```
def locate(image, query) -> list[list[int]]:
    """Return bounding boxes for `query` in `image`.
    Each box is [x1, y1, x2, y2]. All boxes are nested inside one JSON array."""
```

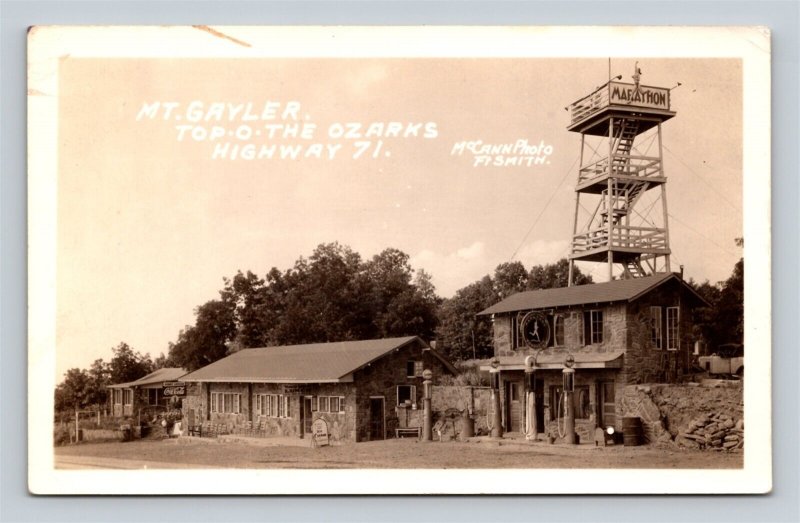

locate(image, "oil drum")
[[622, 416, 643, 446]]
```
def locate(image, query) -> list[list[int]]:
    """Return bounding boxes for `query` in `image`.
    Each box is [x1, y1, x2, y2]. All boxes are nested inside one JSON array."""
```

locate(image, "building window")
[[256, 394, 290, 418], [397, 385, 416, 406], [667, 306, 680, 351], [113, 390, 122, 405], [507, 382, 518, 402], [584, 310, 604, 344], [315, 396, 346, 413], [123, 389, 133, 406], [406, 361, 417, 378], [148, 388, 159, 405], [211, 392, 242, 414], [650, 306, 663, 349], [553, 314, 565, 346], [512, 312, 528, 349]]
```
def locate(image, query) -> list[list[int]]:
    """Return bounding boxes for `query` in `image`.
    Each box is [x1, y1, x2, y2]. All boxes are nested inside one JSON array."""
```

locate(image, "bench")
[[395, 427, 421, 439], [190, 422, 229, 438]]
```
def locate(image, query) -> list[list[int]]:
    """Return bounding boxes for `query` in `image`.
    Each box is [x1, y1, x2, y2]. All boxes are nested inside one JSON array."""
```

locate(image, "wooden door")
[[599, 381, 616, 428], [369, 397, 385, 441], [303, 397, 313, 434], [505, 382, 522, 432], [534, 379, 545, 434]]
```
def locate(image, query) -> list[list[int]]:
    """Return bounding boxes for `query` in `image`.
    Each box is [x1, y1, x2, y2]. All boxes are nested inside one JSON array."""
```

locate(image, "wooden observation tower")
[[566, 65, 676, 286]]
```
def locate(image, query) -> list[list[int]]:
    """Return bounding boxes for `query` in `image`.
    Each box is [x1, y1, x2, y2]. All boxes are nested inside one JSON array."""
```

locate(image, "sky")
[[55, 56, 742, 378]]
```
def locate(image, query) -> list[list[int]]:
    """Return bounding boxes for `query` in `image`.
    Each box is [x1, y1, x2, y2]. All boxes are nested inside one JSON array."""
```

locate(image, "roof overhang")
[[180, 375, 354, 384], [480, 351, 624, 372]]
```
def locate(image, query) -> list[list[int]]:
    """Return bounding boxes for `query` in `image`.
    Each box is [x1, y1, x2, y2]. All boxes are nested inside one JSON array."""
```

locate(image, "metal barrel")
[[622, 416, 643, 446]]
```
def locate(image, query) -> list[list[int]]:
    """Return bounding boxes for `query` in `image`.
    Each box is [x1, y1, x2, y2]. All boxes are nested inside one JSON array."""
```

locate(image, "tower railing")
[[571, 225, 668, 254], [578, 155, 663, 184], [567, 81, 671, 126]]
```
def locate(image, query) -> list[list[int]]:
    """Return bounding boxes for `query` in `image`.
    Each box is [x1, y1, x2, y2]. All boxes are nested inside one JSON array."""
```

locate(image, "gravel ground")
[[55, 437, 743, 470]]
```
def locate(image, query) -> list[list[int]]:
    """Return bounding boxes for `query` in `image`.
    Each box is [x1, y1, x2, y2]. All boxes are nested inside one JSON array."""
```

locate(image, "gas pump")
[[561, 355, 576, 444], [489, 358, 503, 439], [524, 355, 538, 441], [422, 369, 433, 442]]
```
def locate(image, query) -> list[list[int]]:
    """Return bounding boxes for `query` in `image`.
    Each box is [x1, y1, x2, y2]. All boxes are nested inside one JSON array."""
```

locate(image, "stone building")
[[178, 336, 456, 443], [107, 367, 187, 418], [478, 272, 707, 442]]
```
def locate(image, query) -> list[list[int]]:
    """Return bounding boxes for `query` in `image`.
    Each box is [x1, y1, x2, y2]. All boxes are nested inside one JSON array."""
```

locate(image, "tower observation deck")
[[567, 67, 676, 286]]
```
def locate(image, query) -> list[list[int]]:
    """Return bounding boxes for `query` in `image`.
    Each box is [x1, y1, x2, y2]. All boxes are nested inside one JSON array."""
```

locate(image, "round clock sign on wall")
[[520, 311, 551, 349]]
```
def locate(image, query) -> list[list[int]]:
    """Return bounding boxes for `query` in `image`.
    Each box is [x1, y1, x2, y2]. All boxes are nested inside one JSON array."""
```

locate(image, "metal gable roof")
[[179, 336, 425, 383], [477, 272, 701, 316], [107, 367, 187, 389]]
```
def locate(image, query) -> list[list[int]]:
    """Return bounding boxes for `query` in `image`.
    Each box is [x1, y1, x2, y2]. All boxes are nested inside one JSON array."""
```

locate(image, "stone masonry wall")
[[493, 304, 627, 360], [403, 385, 492, 439], [624, 280, 698, 384], [620, 382, 743, 445], [182, 381, 357, 441], [353, 340, 454, 442]]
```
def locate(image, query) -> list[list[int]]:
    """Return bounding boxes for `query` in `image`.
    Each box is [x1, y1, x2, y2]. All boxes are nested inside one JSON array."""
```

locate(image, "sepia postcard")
[[28, 26, 771, 494]]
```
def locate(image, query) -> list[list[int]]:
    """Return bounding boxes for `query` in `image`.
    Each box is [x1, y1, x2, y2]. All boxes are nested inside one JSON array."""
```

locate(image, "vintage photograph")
[[28, 26, 770, 494]]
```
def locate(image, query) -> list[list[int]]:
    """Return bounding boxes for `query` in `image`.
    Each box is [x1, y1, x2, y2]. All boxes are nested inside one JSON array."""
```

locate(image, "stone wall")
[[619, 382, 743, 444], [81, 429, 120, 442], [182, 381, 357, 441], [401, 385, 492, 439], [624, 279, 699, 384], [353, 340, 454, 441], [493, 304, 628, 360]]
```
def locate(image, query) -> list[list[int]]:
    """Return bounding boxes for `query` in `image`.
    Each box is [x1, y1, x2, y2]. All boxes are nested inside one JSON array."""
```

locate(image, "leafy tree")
[[54, 368, 92, 413], [493, 261, 529, 298], [435, 276, 499, 362], [436, 258, 593, 362], [686, 240, 744, 350], [152, 352, 176, 369], [364, 248, 438, 340], [275, 243, 370, 343], [85, 358, 110, 406], [527, 258, 592, 290], [169, 300, 237, 371], [107, 342, 154, 384], [715, 258, 744, 346], [208, 244, 440, 352], [220, 270, 271, 349]]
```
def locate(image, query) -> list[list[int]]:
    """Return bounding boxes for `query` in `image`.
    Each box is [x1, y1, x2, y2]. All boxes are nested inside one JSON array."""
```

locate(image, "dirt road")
[[55, 437, 742, 470]]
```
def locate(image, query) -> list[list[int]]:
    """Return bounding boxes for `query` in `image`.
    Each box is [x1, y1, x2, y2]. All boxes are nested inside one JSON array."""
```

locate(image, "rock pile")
[[675, 412, 744, 451]]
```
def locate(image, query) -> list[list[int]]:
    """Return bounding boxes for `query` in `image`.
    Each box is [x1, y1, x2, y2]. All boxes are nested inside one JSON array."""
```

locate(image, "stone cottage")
[[107, 367, 187, 418], [178, 336, 456, 443], [478, 272, 707, 442]]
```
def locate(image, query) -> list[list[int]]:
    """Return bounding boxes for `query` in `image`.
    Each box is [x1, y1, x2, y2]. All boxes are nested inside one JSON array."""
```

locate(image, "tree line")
[[55, 241, 743, 411]]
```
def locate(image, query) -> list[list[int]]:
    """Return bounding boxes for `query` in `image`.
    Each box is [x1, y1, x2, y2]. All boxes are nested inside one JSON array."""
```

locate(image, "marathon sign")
[[609, 81, 670, 110], [162, 381, 187, 397]]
